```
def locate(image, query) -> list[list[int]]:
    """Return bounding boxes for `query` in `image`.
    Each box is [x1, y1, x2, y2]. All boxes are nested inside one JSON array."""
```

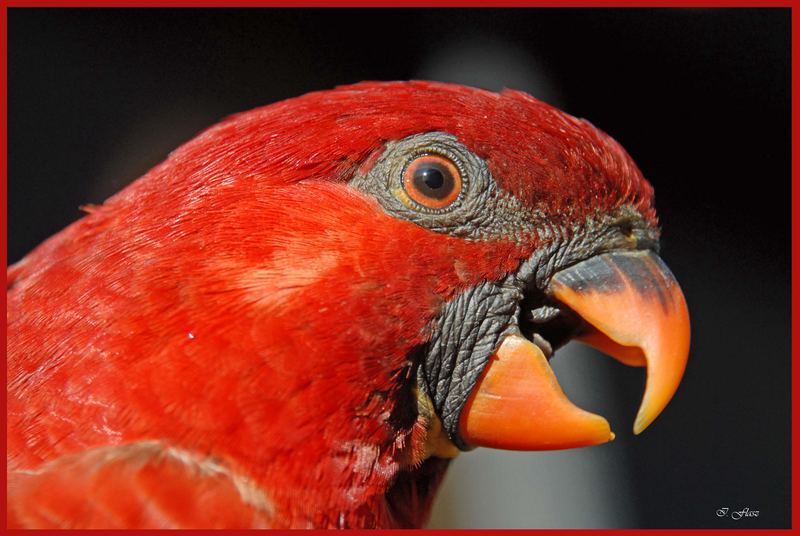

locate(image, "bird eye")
[[402, 155, 462, 210]]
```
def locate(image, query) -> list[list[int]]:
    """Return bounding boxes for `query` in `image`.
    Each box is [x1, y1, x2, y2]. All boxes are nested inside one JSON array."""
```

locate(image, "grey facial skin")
[[419, 280, 524, 450], [348, 132, 538, 242], [350, 131, 659, 447]]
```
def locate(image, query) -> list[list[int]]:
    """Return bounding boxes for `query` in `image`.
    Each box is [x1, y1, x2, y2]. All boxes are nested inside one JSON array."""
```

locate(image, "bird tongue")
[[458, 250, 690, 451]]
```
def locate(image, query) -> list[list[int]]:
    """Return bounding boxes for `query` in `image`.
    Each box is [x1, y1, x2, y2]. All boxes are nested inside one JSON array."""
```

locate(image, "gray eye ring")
[[350, 131, 533, 242]]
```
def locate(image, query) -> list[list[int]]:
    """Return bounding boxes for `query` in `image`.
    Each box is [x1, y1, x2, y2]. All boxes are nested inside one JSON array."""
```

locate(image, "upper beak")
[[458, 250, 690, 451]]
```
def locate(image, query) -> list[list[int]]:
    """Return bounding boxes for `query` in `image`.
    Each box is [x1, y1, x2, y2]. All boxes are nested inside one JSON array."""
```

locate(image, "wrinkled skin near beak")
[[459, 250, 690, 451]]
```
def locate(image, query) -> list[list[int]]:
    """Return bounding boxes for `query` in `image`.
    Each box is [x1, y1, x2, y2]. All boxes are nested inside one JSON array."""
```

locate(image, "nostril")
[[619, 221, 634, 238]]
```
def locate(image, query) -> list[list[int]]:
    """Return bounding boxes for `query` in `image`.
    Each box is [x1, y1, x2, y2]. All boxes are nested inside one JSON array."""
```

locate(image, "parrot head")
[[7, 81, 689, 528]]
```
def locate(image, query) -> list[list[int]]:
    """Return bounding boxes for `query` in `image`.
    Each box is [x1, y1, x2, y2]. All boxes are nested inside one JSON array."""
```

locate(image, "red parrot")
[[6, 81, 690, 528]]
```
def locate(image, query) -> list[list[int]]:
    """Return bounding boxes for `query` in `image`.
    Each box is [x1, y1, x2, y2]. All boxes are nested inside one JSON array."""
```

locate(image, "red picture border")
[[1, 2, 796, 533]]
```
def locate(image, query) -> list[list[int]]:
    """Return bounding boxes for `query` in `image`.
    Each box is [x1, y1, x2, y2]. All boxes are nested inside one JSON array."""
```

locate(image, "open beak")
[[458, 250, 690, 451]]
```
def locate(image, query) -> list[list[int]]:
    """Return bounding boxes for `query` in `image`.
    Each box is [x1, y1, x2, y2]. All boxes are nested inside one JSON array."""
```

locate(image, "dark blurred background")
[[7, 8, 791, 528]]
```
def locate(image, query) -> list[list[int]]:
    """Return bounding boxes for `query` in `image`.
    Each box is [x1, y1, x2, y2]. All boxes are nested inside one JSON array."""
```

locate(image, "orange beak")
[[458, 250, 690, 451]]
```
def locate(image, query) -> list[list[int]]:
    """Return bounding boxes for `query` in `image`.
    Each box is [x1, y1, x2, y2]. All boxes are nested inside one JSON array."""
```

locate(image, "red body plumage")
[[7, 81, 654, 528]]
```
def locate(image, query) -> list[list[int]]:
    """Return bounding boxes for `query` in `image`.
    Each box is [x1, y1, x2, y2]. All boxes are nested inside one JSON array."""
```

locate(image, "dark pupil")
[[413, 164, 452, 200]]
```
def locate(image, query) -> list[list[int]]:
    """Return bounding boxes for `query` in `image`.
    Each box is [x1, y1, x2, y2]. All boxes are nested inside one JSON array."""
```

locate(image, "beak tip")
[[633, 413, 651, 435], [551, 250, 690, 441]]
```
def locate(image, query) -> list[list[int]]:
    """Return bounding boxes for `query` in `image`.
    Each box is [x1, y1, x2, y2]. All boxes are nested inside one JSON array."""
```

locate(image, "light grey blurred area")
[[416, 37, 566, 109], [427, 343, 640, 528]]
